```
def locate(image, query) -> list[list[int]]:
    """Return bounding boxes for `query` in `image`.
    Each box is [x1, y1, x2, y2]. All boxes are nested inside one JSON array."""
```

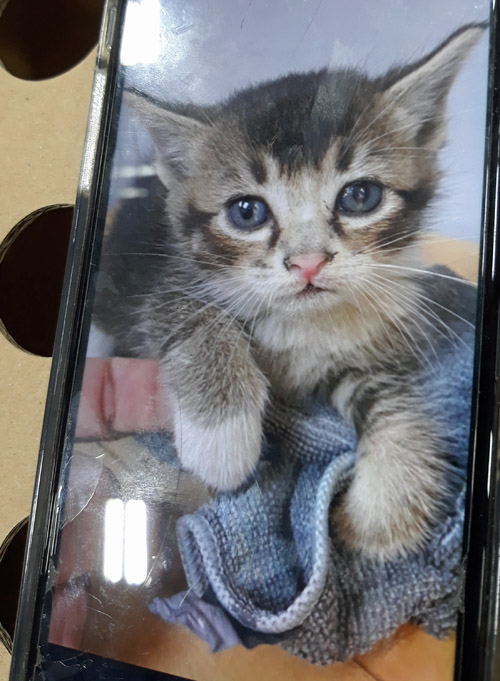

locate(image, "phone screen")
[[11, 1, 497, 680]]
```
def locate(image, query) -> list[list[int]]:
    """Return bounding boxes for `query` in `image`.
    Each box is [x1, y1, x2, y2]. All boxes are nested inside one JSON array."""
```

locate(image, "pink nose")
[[286, 253, 330, 284]]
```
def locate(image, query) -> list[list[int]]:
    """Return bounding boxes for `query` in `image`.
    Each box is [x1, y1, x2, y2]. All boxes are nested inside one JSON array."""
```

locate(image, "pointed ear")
[[380, 23, 486, 147], [123, 90, 210, 187]]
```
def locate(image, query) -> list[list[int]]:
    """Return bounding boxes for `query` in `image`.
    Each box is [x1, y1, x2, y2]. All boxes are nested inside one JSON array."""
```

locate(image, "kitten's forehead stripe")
[[223, 69, 376, 173], [249, 156, 267, 184], [335, 139, 355, 172]]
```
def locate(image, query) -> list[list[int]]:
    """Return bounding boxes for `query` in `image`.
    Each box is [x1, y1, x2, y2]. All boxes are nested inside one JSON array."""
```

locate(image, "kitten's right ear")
[[379, 23, 486, 149], [123, 90, 209, 187]]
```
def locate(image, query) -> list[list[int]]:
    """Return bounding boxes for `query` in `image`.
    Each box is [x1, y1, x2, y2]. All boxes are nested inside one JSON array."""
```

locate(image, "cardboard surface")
[[0, 49, 97, 680]]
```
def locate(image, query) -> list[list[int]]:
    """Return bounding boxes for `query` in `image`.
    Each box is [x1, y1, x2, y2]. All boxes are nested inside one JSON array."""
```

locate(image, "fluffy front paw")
[[332, 442, 445, 560], [173, 409, 263, 491], [333, 491, 432, 561]]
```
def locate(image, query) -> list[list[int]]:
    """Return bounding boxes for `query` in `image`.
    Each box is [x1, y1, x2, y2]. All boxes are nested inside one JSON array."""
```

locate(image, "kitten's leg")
[[332, 379, 447, 559], [160, 316, 268, 491]]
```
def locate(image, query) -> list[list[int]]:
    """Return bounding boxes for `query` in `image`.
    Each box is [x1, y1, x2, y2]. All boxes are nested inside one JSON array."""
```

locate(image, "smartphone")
[[9, 1, 500, 680]]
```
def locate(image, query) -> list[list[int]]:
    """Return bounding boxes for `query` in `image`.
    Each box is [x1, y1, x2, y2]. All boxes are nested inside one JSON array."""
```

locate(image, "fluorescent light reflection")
[[124, 500, 148, 585], [103, 499, 148, 585], [121, 0, 162, 66], [103, 499, 124, 583]]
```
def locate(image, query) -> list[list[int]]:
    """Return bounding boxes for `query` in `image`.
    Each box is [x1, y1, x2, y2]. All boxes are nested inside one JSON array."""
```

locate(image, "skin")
[[75, 357, 172, 439]]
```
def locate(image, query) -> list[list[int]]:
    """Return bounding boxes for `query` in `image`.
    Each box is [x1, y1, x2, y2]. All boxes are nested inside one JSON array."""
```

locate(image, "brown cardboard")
[[0, 48, 97, 680], [0, 647, 9, 681]]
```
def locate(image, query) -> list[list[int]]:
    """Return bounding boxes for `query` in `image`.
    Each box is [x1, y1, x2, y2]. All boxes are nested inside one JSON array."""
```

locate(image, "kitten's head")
[[131, 24, 484, 322]]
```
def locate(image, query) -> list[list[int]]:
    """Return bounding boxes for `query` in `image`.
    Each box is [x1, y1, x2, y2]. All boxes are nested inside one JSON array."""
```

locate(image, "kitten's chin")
[[274, 286, 342, 317]]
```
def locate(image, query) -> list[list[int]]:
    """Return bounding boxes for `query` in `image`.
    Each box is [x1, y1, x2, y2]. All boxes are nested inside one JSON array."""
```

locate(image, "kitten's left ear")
[[381, 23, 486, 147], [123, 90, 210, 187]]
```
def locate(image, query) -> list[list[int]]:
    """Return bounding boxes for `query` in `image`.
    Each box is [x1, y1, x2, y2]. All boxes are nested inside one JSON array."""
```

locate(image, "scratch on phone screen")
[[170, 21, 194, 36], [291, 0, 324, 58]]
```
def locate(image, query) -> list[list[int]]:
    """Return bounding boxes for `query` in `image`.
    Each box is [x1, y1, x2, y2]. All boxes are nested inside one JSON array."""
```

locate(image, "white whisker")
[[370, 263, 476, 285]]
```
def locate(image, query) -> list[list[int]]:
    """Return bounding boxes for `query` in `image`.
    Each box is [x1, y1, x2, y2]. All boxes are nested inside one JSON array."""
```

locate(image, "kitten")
[[95, 24, 484, 559]]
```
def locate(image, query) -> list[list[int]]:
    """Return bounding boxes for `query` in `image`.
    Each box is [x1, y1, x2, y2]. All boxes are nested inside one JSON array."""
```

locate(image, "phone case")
[[9, 1, 500, 680]]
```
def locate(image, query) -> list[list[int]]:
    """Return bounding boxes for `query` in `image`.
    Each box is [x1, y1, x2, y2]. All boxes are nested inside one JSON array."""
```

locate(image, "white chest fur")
[[253, 306, 377, 395]]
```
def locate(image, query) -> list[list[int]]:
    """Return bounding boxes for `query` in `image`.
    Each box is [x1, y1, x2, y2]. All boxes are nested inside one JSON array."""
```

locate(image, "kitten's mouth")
[[297, 284, 329, 297]]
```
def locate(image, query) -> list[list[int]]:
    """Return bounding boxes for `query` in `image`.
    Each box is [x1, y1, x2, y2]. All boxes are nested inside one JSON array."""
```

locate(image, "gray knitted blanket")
[[149, 276, 475, 665]]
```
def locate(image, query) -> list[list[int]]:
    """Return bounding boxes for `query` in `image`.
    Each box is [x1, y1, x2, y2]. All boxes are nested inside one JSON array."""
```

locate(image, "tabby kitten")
[[105, 24, 484, 559]]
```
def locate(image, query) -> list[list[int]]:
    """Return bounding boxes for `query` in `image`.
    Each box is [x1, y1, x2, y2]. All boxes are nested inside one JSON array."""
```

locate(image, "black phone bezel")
[[454, 5, 500, 680]]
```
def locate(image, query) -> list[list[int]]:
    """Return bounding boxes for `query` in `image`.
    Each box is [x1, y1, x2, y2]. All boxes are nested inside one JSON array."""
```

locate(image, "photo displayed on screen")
[[47, 1, 491, 679]]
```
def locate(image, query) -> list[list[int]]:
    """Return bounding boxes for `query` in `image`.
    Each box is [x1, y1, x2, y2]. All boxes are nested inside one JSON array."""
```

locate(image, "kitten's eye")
[[337, 181, 382, 214], [227, 197, 270, 230]]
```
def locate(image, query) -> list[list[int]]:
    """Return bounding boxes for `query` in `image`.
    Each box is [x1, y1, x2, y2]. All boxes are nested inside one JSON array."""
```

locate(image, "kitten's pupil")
[[337, 181, 382, 214], [228, 197, 269, 230], [240, 200, 255, 220]]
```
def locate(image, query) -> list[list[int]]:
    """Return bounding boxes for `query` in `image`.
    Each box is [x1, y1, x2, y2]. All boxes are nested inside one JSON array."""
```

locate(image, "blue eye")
[[227, 197, 269, 230], [337, 181, 383, 214]]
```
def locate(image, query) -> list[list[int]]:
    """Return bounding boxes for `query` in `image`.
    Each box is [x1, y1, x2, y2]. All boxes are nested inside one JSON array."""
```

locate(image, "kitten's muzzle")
[[284, 251, 336, 286]]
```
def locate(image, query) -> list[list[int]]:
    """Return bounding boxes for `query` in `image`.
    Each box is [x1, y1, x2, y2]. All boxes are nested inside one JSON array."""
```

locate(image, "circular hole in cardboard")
[[0, 0, 104, 80], [0, 205, 73, 357], [0, 517, 28, 652]]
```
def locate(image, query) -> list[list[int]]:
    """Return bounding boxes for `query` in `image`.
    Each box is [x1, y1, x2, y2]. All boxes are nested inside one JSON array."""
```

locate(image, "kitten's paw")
[[333, 494, 431, 561], [332, 446, 445, 560], [173, 409, 263, 491]]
